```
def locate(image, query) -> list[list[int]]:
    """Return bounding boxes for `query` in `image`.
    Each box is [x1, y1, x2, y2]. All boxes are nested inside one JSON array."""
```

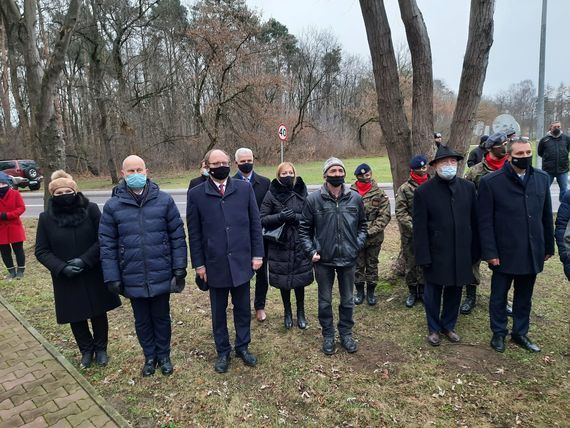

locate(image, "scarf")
[[355, 180, 373, 196], [485, 153, 506, 171], [410, 171, 428, 185]]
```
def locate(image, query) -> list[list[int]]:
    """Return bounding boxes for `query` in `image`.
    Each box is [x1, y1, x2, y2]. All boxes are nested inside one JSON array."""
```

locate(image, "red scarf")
[[355, 180, 373, 196], [410, 171, 428, 185], [484, 152, 506, 171]]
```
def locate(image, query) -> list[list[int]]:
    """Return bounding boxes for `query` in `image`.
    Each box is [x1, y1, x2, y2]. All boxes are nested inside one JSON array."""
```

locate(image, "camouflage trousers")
[[402, 236, 424, 287], [355, 243, 382, 284]]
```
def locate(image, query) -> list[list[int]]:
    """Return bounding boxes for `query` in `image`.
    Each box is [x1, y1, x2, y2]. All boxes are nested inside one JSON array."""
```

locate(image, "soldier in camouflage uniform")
[[350, 164, 391, 305], [462, 132, 508, 314], [395, 155, 429, 308]]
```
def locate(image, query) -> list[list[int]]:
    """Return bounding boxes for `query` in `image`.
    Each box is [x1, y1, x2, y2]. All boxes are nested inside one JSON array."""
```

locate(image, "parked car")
[[0, 159, 43, 191]]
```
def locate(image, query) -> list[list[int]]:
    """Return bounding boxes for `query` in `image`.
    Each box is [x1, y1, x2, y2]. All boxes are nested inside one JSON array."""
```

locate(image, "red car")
[[0, 159, 43, 191]]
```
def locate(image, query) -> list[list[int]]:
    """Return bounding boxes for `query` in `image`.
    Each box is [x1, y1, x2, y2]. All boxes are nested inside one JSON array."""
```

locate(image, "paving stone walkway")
[[0, 296, 129, 427]]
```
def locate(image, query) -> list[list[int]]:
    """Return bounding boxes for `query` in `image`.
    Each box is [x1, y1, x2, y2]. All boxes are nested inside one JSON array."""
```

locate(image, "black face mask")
[[237, 162, 253, 174], [511, 156, 532, 170], [209, 166, 230, 181], [0, 186, 9, 197], [279, 176, 294, 189], [552, 128, 561, 137], [490, 145, 507, 159], [357, 177, 371, 183], [52, 193, 77, 207], [326, 175, 345, 187]]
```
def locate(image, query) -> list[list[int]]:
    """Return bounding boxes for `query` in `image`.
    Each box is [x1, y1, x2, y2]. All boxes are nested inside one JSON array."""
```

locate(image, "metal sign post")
[[277, 124, 288, 163]]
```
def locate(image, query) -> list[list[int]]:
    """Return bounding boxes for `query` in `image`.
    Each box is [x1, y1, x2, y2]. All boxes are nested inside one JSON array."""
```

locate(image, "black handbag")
[[195, 274, 209, 291], [262, 223, 286, 243]]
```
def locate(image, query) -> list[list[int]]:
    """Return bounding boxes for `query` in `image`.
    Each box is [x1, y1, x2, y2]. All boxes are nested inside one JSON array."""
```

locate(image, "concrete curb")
[[0, 294, 131, 428]]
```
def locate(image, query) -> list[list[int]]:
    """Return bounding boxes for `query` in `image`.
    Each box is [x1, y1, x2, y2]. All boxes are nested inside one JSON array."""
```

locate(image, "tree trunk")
[[359, 0, 412, 190], [0, 24, 12, 134], [398, 0, 434, 157], [448, 0, 495, 166]]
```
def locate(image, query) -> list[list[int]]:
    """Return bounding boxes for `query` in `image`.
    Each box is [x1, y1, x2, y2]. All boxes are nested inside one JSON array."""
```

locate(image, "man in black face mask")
[[298, 157, 367, 355], [478, 138, 554, 354], [233, 148, 271, 323], [187, 149, 264, 373], [538, 121, 570, 201]]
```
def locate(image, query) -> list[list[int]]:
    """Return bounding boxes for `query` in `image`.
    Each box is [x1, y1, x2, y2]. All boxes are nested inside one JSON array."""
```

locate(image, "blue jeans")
[[548, 172, 568, 201]]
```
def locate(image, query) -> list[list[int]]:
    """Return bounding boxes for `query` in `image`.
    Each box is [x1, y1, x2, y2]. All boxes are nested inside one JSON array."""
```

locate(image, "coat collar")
[[233, 170, 259, 185], [115, 180, 160, 206], [319, 182, 351, 201], [205, 176, 237, 198], [504, 161, 534, 187]]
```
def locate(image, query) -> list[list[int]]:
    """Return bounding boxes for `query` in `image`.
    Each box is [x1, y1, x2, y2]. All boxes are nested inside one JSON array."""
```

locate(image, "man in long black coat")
[[187, 149, 264, 373], [413, 146, 479, 346], [478, 138, 554, 353], [232, 147, 271, 322]]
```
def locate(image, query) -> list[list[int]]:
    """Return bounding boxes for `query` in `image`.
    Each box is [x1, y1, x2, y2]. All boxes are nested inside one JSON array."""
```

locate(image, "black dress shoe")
[[297, 310, 307, 329], [322, 337, 335, 355], [158, 356, 173, 375], [340, 335, 358, 353], [511, 335, 541, 353], [142, 358, 157, 377], [506, 303, 513, 317], [490, 334, 506, 353], [284, 310, 293, 329], [95, 350, 108, 367], [80, 352, 93, 369], [442, 330, 461, 343], [235, 349, 257, 367], [214, 354, 230, 373]]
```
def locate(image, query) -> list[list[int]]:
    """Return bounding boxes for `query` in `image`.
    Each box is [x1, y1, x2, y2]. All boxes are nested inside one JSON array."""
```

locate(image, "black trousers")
[[423, 282, 463, 333], [209, 282, 251, 356], [0, 242, 25, 269], [280, 288, 305, 310], [254, 247, 269, 310], [69, 314, 109, 355], [489, 272, 536, 337], [130, 293, 171, 360]]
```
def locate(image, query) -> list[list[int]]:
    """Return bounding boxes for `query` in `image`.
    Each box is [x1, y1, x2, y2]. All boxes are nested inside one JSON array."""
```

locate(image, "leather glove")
[[170, 276, 186, 293], [283, 208, 296, 223], [173, 268, 187, 279], [62, 265, 83, 278], [106, 281, 124, 295], [66, 258, 86, 269], [0, 213, 7, 221]]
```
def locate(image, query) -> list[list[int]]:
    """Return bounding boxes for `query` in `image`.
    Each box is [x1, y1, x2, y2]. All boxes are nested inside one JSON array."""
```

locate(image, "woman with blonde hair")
[[260, 162, 313, 329]]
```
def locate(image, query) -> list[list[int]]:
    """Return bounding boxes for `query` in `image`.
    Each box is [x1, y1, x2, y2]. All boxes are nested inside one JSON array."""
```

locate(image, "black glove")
[[0, 213, 7, 221], [66, 258, 86, 270], [62, 265, 83, 278], [170, 276, 186, 293], [173, 268, 187, 279], [280, 208, 296, 223], [106, 281, 124, 295]]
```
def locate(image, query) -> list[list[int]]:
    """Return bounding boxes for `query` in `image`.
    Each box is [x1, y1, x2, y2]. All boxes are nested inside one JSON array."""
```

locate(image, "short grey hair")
[[235, 147, 253, 162]]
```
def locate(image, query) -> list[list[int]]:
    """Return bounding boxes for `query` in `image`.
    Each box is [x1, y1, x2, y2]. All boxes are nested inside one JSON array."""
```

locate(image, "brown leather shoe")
[[256, 309, 267, 322], [427, 332, 441, 346], [442, 330, 461, 343]]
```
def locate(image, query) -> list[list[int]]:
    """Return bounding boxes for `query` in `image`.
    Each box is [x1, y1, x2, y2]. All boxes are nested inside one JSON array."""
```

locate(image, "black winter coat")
[[259, 178, 314, 290], [478, 163, 554, 275], [555, 191, 570, 265], [35, 194, 121, 324], [467, 146, 485, 167], [299, 184, 367, 267], [413, 175, 479, 286], [233, 171, 270, 208], [537, 132, 570, 174]]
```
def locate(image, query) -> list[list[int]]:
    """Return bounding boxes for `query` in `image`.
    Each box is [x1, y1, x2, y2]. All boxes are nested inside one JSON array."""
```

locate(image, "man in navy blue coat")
[[233, 147, 271, 322], [99, 155, 187, 377], [187, 149, 264, 373], [478, 138, 554, 353]]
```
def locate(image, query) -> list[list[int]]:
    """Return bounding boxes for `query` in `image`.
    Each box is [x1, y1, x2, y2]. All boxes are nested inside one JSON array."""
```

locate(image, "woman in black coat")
[[35, 171, 121, 369], [259, 162, 314, 330]]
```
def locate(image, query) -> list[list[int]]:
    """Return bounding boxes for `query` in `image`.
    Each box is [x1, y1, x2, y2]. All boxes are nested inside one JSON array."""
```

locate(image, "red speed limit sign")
[[278, 124, 288, 141]]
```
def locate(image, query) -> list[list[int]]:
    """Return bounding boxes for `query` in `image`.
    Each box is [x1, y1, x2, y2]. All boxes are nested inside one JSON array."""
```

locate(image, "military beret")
[[354, 163, 371, 176], [483, 132, 507, 150], [410, 155, 428, 170]]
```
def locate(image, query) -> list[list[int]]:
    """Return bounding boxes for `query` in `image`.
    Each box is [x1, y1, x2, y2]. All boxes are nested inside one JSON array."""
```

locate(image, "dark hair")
[[507, 138, 530, 154]]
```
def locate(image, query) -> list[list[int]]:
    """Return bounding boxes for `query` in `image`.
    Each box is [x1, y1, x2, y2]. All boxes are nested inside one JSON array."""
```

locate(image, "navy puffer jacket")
[[99, 180, 187, 298]]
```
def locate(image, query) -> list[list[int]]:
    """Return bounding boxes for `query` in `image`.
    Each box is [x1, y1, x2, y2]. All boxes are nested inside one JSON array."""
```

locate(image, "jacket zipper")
[[139, 207, 150, 297]]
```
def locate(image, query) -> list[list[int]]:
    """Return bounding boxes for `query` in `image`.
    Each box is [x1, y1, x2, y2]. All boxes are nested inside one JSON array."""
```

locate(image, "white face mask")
[[437, 165, 457, 181]]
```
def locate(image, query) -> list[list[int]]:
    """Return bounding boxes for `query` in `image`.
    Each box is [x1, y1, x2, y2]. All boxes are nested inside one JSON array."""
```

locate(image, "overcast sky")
[[246, 0, 567, 97]]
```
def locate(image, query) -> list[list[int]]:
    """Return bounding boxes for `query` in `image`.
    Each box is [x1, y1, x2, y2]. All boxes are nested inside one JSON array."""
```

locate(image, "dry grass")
[[1, 219, 569, 427]]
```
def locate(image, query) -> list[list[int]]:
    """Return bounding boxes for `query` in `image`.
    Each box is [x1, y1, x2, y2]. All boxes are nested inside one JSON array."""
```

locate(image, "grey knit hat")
[[323, 157, 345, 175]]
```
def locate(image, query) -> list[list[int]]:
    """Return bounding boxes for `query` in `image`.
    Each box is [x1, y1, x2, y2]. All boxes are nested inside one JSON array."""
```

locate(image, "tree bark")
[[448, 0, 495, 165], [359, 0, 412, 190], [398, 0, 434, 157]]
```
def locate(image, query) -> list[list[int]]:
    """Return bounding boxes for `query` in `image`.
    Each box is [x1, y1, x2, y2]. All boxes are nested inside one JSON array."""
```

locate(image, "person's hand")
[[61, 265, 82, 278], [0, 212, 7, 221], [312, 252, 320, 263], [196, 266, 207, 282], [252, 259, 263, 271], [106, 281, 123, 295], [66, 258, 86, 269], [486, 258, 500, 266], [544, 254, 553, 261]]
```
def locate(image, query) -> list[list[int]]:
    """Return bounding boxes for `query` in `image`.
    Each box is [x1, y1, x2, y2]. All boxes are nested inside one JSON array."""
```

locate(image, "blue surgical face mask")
[[126, 173, 147, 189], [437, 165, 457, 181], [201, 169, 209, 177]]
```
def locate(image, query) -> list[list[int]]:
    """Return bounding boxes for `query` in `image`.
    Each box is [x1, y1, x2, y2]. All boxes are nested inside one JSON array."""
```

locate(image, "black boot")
[[460, 284, 477, 315], [405, 285, 418, 308], [6, 267, 16, 280], [15, 266, 25, 280], [417, 284, 424, 302], [296, 305, 307, 330], [284, 304, 293, 329], [366, 282, 377, 306], [354, 282, 365, 305]]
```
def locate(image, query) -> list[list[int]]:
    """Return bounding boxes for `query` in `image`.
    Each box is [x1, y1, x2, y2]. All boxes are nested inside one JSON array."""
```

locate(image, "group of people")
[[2, 123, 567, 375]]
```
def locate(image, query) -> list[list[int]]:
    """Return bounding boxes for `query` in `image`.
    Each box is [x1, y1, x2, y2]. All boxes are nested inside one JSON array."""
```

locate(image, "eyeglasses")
[[208, 162, 229, 168]]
